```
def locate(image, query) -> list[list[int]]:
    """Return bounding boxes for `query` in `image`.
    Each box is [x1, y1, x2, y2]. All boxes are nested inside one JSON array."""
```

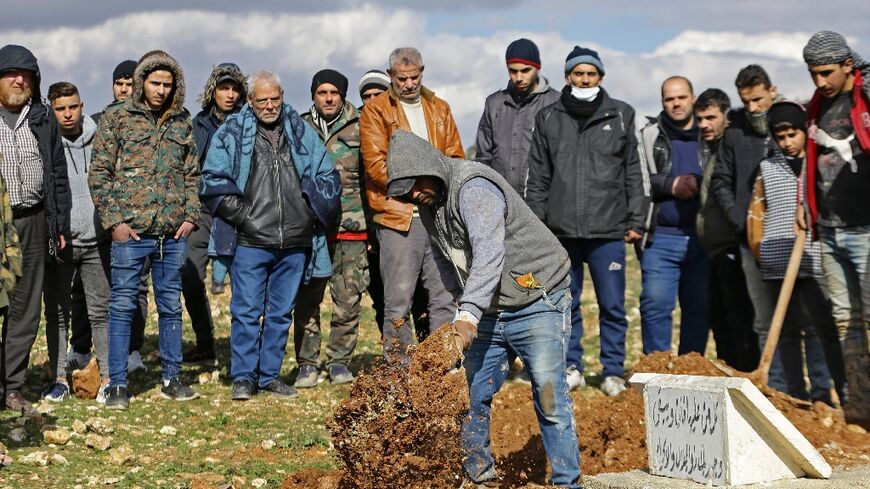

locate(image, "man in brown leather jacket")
[[360, 47, 463, 363]]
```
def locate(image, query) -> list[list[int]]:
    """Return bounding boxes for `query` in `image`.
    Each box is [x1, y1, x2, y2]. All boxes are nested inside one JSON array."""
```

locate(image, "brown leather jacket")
[[360, 85, 464, 231]]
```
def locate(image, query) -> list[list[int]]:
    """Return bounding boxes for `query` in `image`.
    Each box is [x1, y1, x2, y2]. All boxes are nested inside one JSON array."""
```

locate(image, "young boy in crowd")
[[753, 101, 845, 404]]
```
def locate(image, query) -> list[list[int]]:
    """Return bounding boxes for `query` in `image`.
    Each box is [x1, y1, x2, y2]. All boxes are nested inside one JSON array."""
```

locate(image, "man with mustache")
[[0, 44, 70, 413], [360, 47, 463, 364]]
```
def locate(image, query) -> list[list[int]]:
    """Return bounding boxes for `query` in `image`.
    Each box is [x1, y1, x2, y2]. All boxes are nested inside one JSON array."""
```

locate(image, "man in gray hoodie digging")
[[385, 130, 581, 488], [44, 81, 111, 402]]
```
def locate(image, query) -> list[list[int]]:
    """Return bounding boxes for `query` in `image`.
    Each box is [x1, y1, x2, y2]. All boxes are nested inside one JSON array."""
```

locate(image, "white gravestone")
[[629, 373, 831, 487]]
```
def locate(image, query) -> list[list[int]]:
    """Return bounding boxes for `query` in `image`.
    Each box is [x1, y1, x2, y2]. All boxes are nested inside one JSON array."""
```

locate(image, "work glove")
[[453, 320, 478, 352]]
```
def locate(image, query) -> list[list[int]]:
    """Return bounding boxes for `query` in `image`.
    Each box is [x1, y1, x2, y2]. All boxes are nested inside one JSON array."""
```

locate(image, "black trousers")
[[180, 211, 215, 350], [1, 208, 46, 394], [708, 247, 759, 372]]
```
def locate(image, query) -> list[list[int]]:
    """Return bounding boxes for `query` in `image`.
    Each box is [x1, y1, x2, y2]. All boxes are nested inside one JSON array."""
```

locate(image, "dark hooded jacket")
[[386, 130, 569, 314], [475, 77, 560, 196], [0, 44, 70, 256], [193, 63, 246, 164], [89, 50, 200, 235]]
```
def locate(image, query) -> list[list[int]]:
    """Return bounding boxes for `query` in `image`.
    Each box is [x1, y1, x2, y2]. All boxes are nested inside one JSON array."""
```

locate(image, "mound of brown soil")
[[327, 324, 468, 489]]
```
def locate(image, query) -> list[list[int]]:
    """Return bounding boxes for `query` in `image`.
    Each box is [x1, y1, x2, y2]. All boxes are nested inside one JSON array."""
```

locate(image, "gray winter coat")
[[62, 114, 104, 247], [525, 89, 648, 239], [475, 78, 559, 196]]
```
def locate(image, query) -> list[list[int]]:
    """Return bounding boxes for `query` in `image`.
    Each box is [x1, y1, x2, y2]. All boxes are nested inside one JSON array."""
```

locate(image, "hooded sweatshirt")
[[62, 114, 103, 246], [386, 130, 569, 318]]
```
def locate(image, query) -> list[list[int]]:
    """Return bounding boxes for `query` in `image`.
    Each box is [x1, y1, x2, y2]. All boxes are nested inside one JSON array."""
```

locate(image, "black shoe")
[[231, 380, 254, 401], [160, 378, 201, 402], [105, 385, 130, 410], [261, 379, 298, 398], [211, 282, 225, 294], [182, 345, 218, 367]]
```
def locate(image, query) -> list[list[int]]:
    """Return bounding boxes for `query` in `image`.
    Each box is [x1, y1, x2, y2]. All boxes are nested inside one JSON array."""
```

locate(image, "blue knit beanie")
[[565, 46, 604, 75], [506, 38, 541, 69]]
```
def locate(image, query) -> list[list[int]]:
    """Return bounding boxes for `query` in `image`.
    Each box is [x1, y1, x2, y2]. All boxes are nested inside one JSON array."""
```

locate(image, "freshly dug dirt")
[[326, 323, 468, 489], [287, 350, 868, 488], [71, 357, 101, 399]]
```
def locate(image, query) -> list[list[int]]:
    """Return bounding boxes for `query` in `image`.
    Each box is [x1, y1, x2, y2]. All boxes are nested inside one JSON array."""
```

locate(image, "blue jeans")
[[818, 224, 870, 414], [640, 233, 710, 355], [462, 288, 581, 488], [230, 245, 306, 387], [561, 238, 628, 378], [108, 236, 187, 387]]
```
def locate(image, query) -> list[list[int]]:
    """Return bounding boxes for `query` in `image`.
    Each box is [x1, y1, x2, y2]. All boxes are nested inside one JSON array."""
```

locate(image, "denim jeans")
[[462, 288, 581, 488], [818, 224, 870, 417], [230, 245, 306, 387], [108, 236, 187, 387], [640, 233, 710, 355], [561, 238, 628, 378]]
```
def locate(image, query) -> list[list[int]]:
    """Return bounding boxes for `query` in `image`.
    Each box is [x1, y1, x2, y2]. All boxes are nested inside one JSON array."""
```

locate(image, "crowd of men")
[[0, 28, 867, 488]]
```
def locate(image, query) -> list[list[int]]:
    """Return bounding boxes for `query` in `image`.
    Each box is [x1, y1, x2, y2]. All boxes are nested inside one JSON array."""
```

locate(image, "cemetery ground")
[[0, 250, 868, 488]]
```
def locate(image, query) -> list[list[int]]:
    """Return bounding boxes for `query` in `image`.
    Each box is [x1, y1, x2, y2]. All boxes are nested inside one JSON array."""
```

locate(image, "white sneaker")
[[600, 376, 626, 397], [127, 351, 147, 373], [66, 351, 92, 372], [96, 384, 110, 404], [565, 366, 586, 391]]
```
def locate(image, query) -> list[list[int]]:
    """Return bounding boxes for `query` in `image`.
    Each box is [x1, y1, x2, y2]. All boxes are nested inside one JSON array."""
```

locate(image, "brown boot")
[[5, 391, 34, 414]]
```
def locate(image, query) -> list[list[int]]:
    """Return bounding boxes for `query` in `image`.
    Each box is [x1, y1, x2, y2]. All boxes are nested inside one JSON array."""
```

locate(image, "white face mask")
[[571, 85, 600, 102]]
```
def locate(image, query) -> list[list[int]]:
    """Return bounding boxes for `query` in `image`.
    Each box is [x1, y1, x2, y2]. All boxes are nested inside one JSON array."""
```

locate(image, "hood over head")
[[131, 50, 185, 115], [386, 130, 451, 199], [0, 44, 42, 101], [198, 62, 246, 110]]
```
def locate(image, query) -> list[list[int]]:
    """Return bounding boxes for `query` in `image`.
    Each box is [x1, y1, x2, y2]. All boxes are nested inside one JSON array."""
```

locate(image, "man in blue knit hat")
[[475, 38, 559, 197], [526, 45, 648, 396]]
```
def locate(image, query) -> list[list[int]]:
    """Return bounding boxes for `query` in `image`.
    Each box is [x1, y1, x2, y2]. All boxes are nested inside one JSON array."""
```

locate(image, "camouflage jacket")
[[0, 169, 22, 309], [303, 101, 366, 234], [89, 50, 200, 235]]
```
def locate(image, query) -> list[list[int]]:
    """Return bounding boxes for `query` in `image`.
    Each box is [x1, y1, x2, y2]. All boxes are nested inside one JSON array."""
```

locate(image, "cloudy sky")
[[2, 0, 866, 145]]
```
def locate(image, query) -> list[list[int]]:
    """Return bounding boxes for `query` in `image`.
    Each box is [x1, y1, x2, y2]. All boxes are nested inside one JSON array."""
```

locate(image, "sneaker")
[[66, 350, 92, 372], [5, 391, 34, 414], [600, 375, 627, 397], [211, 281, 226, 295], [127, 351, 147, 373], [294, 364, 319, 388], [182, 345, 218, 367], [41, 382, 70, 402], [105, 385, 130, 410], [565, 366, 586, 391], [96, 384, 111, 404], [231, 380, 254, 401], [261, 379, 298, 398], [328, 364, 355, 385], [160, 378, 201, 402]]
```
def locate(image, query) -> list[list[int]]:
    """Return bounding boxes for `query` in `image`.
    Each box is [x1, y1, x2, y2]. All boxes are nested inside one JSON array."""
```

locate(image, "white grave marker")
[[629, 373, 831, 487]]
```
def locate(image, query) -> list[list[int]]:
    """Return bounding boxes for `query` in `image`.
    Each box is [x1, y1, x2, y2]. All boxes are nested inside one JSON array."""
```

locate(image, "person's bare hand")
[[453, 320, 477, 352], [58, 234, 67, 250], [795, 205, 807, 234], [624, 229, 643, 243], [111, 223, 140, 242], [175, 221, 196, 239]]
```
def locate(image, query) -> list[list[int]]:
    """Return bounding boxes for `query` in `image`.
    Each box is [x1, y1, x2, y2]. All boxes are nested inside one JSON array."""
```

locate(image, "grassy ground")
[[0, 246, 673, 488]]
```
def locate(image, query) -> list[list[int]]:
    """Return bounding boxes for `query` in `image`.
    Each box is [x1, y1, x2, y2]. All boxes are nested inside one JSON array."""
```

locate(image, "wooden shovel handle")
[[757, 228, 807, 384]]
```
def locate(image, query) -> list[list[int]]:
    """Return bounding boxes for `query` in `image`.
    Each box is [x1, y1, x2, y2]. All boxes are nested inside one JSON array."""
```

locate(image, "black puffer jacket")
[[217, 125, 314, 249], [0, 44, 70, 256], [525, 88, 647, 239]]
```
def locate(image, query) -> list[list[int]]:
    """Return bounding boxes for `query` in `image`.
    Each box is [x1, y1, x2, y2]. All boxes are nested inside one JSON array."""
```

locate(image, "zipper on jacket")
[[274, 148, 283, 247]]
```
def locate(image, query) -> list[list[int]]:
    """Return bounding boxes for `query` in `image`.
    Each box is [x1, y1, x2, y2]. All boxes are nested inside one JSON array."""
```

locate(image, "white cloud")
[[0, 8, 822, 146]]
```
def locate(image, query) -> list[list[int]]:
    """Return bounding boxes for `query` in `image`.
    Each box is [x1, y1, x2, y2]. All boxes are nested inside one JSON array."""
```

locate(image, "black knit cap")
[[112, 60, 137, 82], [505, 38, 541, 69], [310, 69, 348, 100], [768, 101, 807, 133]]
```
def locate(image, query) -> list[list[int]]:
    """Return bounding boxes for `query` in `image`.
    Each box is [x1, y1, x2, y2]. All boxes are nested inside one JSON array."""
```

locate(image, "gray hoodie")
[[386, 130, 570, 317], [62, 114, 103, 246]]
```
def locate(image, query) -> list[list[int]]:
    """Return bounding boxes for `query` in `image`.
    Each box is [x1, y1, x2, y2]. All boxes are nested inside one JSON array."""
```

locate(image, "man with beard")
[[0, 44, 70, 413], [637, 76, 709, 355], [181, 62, 246, 367]]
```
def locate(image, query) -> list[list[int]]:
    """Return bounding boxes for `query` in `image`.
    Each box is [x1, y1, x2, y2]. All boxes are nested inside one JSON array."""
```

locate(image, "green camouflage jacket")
[[303, 101, 366, 234], [89, 50, 200, 235], [0, 169, 22, 309]]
